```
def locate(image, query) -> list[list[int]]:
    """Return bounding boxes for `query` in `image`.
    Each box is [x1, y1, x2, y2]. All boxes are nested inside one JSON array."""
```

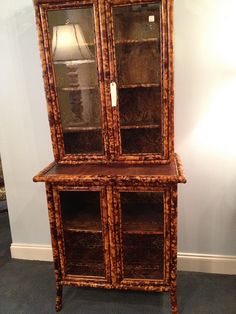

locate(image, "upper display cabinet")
[[34, 0, 174, 164]]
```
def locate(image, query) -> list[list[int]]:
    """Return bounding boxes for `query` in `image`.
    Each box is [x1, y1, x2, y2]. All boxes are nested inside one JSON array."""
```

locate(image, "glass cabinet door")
[[57, 189, 109, 280], [108, 2, 167, 160], [47, 6, 105, 156], [116, 190, 169, 282]]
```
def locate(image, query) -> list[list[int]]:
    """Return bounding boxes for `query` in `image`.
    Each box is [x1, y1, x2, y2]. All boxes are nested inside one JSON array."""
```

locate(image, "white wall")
[[0, 0, 53, 245], [0, 0, 235, 262], [175, 0, 236, 256]]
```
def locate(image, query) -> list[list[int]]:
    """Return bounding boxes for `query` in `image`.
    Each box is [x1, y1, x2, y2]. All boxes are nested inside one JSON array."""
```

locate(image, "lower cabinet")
[[34, 157, 186, 313], [49, 184, 176, 299]]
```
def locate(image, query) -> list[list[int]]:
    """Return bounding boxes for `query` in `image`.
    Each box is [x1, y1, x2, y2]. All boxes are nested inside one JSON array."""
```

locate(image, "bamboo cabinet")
[[33, 0, 186, 313]]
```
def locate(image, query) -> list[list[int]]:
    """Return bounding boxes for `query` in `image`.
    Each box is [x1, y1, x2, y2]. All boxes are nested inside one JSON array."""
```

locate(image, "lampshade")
[[52, 24, 94, 64]]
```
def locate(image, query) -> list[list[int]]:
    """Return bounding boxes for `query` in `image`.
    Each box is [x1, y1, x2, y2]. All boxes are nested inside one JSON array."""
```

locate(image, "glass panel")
[[120, 192, 164, 279], [113, 4, 162, 154], [60, 191, 105, 277], [47, 8, 103, 155]]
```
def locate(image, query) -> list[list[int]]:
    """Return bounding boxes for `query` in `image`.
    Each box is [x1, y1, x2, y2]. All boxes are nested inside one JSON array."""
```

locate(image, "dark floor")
[[0, 200, 7, 212], [0, 202, 236, 314], [0, 201, 11, 267]]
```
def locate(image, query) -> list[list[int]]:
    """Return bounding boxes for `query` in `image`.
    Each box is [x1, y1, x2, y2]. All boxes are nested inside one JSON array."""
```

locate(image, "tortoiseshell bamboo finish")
[[33, 0, 175, 164], [34, 155, 186, 313], [33, 1, 185, 313], [45, 183, 63, 311]]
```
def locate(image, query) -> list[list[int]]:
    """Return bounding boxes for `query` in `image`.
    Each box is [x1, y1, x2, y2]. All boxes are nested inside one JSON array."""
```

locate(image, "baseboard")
[[10, 244, 236, 275], [177, 252, 236, 275], [10, 243, 53, 262]]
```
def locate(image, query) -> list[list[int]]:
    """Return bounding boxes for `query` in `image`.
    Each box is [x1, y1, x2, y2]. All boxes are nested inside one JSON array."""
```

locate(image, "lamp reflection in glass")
[[52, 23, 95, 126]]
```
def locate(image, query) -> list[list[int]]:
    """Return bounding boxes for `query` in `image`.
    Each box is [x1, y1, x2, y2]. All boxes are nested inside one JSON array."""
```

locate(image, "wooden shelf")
[[123, 230, 164, 235], [119, 83, 160, 89], [61, 86, 97, 92], [66, 261, 105, 277], [64, 220, 164, 234], [65, 227, 102, 233], [63, 210, 102, 233], [63, 126, 101, 133], [123, 264, 163, 279], [122, 199, 164, 233], [54, 59, 95, 66], [120, 124, 160, 130], [61, 84, 160, 91], [115, 38, 158, 45], [123, 219, 163, 234], [64, 221, 101, 233]]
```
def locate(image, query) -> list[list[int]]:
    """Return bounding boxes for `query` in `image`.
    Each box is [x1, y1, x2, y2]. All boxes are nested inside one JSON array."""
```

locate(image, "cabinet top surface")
[[33, 154, 186, 184], [34, 0, 172, 4]]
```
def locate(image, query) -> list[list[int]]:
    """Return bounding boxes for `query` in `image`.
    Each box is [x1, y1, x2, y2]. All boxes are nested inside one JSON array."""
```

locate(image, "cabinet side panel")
[[34, 4, 60, 161], [164, 188, 171, 285], [167, 0, 174, 158], [170, 184, 178, 312]]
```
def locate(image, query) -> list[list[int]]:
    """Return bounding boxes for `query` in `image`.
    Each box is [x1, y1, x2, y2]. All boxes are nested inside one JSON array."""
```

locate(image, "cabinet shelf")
[[123, 221, 163, 234], [123, 230, 164, 235], [64, 227, 102, 234], [61, 86, 97, 92], [115, 38, 158, 45], [54, 60, 95, 66], [63, 215, 101, 233], [123, 264, 163, 280], [66, 261, 105, 277], [120, 124, 160, 130], [63, 125, 160, 133], [63, 126, 101, 133], [76, 38, 159, 47], [119, 83, 160, 89], [62, 84, 160, 91]]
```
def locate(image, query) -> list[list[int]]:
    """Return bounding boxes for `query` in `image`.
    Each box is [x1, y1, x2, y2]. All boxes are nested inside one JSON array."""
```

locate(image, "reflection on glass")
[[52, 24, 94, 64], [47, 8, 103, 154], [113, 4, 162, 155]]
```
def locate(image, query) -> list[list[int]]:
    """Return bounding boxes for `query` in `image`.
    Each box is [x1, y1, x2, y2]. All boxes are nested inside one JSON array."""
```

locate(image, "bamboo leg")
[[170, 285, 178, 314], [46, 184, 63, 312], [55, 283, 63, 312]]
